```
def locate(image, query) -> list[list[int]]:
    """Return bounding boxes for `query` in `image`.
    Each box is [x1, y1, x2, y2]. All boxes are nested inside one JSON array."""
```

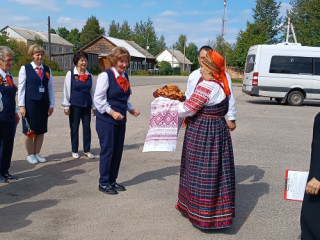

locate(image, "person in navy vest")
[[62, 51, 96, 159], [18, 44, 55, 164], [0, 46, 20, 183], [94, 47, 140, 195]]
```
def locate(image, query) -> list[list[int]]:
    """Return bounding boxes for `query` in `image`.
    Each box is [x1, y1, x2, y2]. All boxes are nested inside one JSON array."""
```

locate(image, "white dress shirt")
[[61, 67, 95, 109], [185, 68, 237, 121], [18, 62, 55, 108], [94, 67, 133, 114]]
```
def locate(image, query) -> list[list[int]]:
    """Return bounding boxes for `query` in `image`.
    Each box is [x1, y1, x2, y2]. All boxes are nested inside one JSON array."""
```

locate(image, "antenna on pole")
[[221, 0, 227, 36], [286, 1, 298, 43]]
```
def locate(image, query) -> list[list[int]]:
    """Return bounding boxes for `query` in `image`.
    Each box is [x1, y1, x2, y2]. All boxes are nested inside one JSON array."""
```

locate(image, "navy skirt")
[[22, 98, 49, 134]]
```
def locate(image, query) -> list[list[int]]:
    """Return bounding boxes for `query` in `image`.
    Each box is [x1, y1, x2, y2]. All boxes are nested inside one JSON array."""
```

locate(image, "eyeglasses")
[[1, 58, 14, 63]]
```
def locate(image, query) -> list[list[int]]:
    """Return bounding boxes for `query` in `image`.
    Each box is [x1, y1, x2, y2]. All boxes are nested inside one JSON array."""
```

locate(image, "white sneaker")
[[85, 152, 95, 159], [72, 152, 80, 159], [35, 154, 46, 163], [27, 154, 38, 164]]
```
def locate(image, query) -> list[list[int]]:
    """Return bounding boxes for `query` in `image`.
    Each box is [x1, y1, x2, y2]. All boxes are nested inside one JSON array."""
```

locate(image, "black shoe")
[[111, 182, 126, 191], [5, 174, 19, 181], [0, 175, 8, 183], [99, 185, 118, 195]]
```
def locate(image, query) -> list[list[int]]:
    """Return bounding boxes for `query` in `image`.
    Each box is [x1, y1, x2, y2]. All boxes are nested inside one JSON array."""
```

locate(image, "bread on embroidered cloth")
[[143, 85, 185, 152], [153, 84, 186, 101]]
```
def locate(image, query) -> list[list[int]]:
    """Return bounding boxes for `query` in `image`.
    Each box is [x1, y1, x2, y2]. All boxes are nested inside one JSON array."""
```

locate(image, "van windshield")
[[245, 54, 255, 73]]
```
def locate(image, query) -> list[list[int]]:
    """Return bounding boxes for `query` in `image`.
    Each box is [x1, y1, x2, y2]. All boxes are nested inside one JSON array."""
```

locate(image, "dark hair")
[[198, 45, 213, 56], [73, 51, 88, 65]]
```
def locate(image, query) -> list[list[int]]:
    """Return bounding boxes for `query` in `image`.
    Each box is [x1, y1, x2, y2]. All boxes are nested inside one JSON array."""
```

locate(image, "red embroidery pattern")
[[184, 82, 214, 115]]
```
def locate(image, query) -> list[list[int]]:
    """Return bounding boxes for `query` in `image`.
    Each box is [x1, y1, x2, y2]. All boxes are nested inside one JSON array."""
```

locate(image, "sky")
[[0, 0, 293, 48]]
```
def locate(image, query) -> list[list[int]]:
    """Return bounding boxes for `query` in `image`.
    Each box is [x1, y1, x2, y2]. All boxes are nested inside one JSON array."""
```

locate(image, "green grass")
[[232, 78, 242, 84]]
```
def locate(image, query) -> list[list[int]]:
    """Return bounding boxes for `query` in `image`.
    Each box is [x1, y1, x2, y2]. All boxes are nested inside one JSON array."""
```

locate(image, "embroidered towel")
[[143, 97, 180, 152]]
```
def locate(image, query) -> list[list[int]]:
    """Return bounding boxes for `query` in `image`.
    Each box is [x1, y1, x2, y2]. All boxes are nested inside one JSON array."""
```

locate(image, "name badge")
[[39, 86, 45, 93]]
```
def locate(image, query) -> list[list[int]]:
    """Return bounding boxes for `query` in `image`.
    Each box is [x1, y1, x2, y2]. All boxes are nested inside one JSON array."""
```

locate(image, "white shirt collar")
[[73, 66, 89, 75], [111, 67, 124, 78], [31, 62, 43, 69]]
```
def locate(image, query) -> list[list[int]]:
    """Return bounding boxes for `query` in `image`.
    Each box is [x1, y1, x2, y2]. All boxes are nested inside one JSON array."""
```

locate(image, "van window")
[[270, 56, 313, 75], [245, 54, 255, 73], [315, 58, 320, 75]]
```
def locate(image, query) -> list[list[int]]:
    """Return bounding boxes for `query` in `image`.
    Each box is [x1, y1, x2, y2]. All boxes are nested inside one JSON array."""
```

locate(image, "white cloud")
[[7, 0, 61, 11], [159, 11, 180, 17], [54, 16, 86, 30], [65, 0, 102, 8]]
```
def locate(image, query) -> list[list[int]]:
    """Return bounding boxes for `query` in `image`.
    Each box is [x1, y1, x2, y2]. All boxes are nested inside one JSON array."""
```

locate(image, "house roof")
[[80, 35, 155, 59], [1, 26, 73, 46], [105, 36, 146, 58], [125, 40, 155, 59], [166, 48, 192, 64]]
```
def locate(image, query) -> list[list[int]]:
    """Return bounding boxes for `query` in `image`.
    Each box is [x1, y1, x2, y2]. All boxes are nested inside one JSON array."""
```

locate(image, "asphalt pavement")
[[1, 75, 318, 240]]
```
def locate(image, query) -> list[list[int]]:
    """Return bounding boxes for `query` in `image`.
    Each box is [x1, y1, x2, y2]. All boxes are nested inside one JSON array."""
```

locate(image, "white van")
[[242, 43, 320, 105]]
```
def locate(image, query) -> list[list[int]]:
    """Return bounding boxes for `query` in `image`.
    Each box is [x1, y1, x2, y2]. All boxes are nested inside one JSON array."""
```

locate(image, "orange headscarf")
[[201, 50, 231, 96]]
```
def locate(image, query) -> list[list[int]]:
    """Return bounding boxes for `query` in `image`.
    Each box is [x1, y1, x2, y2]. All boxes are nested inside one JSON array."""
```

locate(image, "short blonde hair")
[[28, 44, 45, 58], [107, 47, 130, 66]]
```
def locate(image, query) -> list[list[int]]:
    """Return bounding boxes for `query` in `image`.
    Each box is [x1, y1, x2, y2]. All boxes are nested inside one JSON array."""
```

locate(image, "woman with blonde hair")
[[94, 47, 140, 195], [18, 44, 55, 164], [176, 50, 235, 229]]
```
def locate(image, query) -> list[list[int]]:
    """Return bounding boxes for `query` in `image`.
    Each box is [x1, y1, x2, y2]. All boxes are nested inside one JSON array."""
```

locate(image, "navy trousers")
[[0, 121, 16, 176], [96, 117, 126, 186], [69, 105, 91, 153]]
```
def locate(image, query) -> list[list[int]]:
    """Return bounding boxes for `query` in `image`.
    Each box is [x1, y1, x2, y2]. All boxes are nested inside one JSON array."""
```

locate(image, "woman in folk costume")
[[300, 113, 320, 239], [94, 47, 140, 195], [176, 50, 235, 229], [18, 44, 55, 164], [0, 46, 20, 183]]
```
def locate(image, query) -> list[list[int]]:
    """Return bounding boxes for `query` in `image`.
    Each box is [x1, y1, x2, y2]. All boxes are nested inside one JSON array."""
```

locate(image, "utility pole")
[[221, 0, 227, 36], [48, 16, 51, 61], [183, 36, 186, 72]]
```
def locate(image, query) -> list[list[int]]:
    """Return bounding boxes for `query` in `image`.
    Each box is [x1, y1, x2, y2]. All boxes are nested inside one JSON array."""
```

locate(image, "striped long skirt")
[[176, 100, 235, 229]]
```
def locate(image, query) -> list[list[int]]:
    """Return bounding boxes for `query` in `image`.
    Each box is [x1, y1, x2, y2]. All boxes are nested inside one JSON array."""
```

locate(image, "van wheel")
[[287, 91, 304, 106], [275, 98, 282, 103]]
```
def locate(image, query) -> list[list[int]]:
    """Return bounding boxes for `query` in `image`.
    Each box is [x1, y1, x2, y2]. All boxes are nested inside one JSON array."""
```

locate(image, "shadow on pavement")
[[0, 200, 58, 233], [121, 165, 180, 186], [0, 150, 98, 232]]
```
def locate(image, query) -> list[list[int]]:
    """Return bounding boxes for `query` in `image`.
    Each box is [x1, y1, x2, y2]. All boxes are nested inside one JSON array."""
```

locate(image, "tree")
[[119, 20, 132, 40], [67, 28, 81, 51], [208, 35, 232, 62], [228, 0, 282, 69], [175, 34, 187, 53], [108, 20, 120, 38], [80, 16, 105, 47], [289, 0, 320, 46], [132, 18, 164, 56], [57, 27, 69, 39], [185, 42, 198, 71], [252, 0, 282, 44], [50, 28, 57, 34]]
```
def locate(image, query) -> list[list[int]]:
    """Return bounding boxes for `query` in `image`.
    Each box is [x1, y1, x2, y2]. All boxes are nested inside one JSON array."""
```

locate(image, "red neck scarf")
[[79, 74, 89, 83], [111, 69, 130, 92], [6, 75, 13, 87]]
